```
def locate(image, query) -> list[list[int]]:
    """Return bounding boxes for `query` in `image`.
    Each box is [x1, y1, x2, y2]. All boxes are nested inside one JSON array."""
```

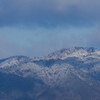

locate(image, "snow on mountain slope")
[[0, 47, 100, 84], [0, 47, 100, 86], [0, 57, 89, 86], [40, 47, 100, 81], [43, 47, 100, 60], [0, 47, 100, 100]]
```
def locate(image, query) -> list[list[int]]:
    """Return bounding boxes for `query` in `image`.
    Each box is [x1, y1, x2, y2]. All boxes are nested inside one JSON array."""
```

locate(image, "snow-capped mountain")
[[43, 47, 100, 59], [0, 47, 100, 100]]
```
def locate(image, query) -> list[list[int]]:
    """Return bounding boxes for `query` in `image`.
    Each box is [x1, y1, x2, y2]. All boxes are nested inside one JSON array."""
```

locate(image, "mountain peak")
[[0, 47, 100, 100], [43, 47, 97, 60]]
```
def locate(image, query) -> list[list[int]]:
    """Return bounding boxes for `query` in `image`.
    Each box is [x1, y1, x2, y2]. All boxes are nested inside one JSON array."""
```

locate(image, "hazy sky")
[[0, 0, 100, 58]]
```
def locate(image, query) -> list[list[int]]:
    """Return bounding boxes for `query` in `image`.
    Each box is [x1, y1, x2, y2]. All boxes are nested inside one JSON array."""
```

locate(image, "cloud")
[[0, 34, 27, 58], [0, 35, 16, 58], [0, 0, 100, 58], [86, 28, 100, 48], [0, 25, 90, 59], [0, 26, 100, 59], [0, 0, 100, 27], [0, 34, 58, 58]]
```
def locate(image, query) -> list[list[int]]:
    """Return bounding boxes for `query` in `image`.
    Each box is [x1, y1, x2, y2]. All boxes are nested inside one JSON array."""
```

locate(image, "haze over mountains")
[[0, 47, 100, 100]]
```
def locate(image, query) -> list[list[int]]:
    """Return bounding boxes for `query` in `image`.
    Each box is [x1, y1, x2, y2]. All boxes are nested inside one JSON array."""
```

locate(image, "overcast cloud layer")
[[0, 0, 100, 58], [0, 0, 100, 27]]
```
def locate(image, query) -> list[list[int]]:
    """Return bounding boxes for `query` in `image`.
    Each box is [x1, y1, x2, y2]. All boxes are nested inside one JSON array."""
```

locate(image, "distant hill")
[[0, 47, 100, 100]]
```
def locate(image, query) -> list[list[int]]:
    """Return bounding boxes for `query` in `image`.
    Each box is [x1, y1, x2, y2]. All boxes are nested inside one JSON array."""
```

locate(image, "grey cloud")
[[0, 32, 87, 59], [0, 35, 24, 58], [0, 0, 100, 27], [86, 29, 100, 48]]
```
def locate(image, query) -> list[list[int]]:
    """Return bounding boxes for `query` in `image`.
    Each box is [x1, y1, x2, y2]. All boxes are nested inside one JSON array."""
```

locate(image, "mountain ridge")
[[0, 46, 97, 61], [0, 47, 100, 100], [42, 46, 99, 60]]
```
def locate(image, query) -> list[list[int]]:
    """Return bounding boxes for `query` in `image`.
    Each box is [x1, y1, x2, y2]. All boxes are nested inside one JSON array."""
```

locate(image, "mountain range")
[[0, 47, 100, 100]]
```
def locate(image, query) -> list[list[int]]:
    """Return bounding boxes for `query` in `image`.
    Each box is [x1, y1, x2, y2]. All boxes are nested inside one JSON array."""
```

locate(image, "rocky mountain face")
[[0, 47, 100, 100]]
